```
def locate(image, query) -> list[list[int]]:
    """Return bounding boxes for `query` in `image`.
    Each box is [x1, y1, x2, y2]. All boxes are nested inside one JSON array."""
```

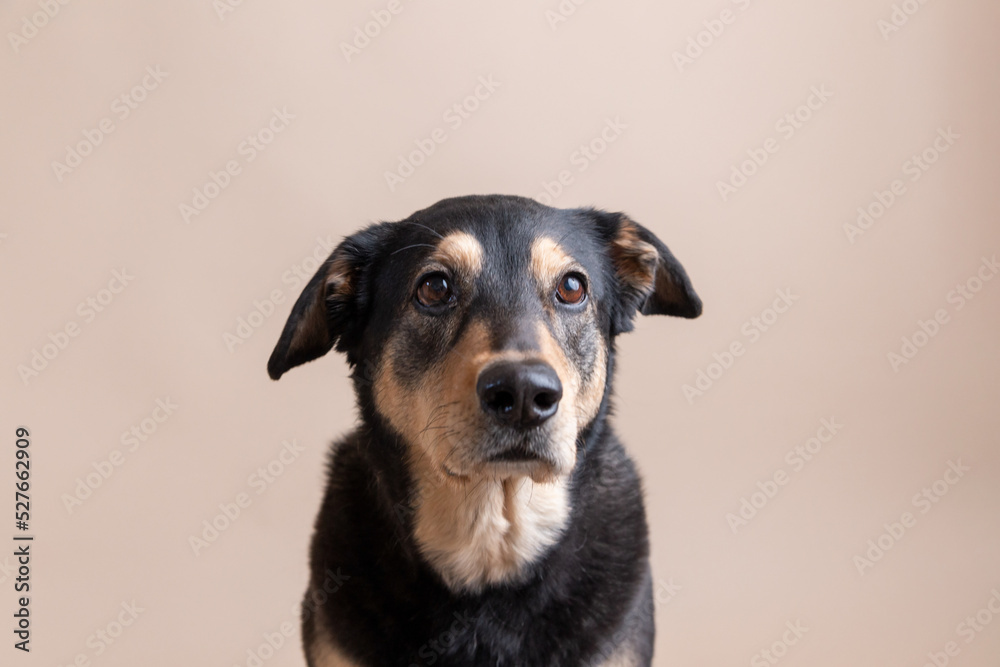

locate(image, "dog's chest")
[[411, 474, 571, 592]]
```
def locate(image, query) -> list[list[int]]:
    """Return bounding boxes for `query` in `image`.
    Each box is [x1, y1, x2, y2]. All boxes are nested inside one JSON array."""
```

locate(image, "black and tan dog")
[[267, 195, 701, 666]]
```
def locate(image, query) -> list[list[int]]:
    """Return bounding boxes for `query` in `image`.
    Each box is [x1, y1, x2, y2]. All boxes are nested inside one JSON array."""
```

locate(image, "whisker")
[[391, 243, 437, 256], [401, 221, 445, 240]]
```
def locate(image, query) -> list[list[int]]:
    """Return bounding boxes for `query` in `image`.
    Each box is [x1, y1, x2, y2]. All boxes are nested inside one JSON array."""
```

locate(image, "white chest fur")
[[412, 474, 571, 592]]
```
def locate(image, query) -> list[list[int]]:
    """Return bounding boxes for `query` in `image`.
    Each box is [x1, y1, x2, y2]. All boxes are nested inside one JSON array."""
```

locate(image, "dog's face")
[[269, 195, 700, 589], [268, 194, 699, 491]]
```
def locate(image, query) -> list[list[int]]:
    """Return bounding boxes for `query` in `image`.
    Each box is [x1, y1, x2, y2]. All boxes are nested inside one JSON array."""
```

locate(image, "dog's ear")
[[598, 212, 702, 333], [267, 224, 388, 380]]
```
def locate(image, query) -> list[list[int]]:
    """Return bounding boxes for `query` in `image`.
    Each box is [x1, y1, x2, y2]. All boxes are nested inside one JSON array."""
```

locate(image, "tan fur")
[[536, 320, 606, 432], [411, 465, 571, 592], [286, 298, 329, 358], [609, 219, 658, 294], [590, 616, 647, 667], [308, 627, 363, 667], [374, 321, 494, 476], [595, 643, 640, 667], [287, 255, 354, 358], [530, 236, 576, 290], [430, 230, 484, 279]]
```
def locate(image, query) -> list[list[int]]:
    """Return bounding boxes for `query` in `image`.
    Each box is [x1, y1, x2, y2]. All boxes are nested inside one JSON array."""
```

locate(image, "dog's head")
[[268, 195, 700, 486]]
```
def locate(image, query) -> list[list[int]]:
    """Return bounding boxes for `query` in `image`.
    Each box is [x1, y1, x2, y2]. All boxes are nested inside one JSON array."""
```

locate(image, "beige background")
[[2, 0, 999, 665]]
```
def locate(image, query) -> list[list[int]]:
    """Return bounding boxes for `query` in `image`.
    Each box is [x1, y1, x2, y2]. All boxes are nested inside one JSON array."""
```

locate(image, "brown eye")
[[416, 273, 454, 308], [556, 273, 586, 305]]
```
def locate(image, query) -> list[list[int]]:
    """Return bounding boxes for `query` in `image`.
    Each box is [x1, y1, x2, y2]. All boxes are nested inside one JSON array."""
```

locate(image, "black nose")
[[477, 360, 563, 428]]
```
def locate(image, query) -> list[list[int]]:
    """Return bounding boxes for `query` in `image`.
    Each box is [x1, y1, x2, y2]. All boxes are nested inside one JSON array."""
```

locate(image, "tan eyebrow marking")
[[429, 231, 484, 278], [530, 236, 576, 288]]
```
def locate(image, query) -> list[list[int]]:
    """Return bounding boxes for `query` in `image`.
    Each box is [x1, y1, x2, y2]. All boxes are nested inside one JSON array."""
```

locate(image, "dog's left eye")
[[415, 273, 455, 309], [556, 273, 587, 305]]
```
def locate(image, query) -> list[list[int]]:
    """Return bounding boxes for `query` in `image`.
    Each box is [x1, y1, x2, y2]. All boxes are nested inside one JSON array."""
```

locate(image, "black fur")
[[268, 195, 701, 666]]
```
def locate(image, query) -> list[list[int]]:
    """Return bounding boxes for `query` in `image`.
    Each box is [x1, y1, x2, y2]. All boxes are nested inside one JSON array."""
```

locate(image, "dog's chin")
[[442, 435, 573, 483], [443, 459, 559, 484], [494, 458, 561, 483]]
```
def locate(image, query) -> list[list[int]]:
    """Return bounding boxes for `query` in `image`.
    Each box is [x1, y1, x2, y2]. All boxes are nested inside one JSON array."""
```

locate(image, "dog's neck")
[[409, 465, 572, 592]]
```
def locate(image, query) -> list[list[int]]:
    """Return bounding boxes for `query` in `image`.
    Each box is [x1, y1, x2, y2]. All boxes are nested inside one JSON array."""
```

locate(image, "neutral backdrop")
[[2, 1, 999, 665]]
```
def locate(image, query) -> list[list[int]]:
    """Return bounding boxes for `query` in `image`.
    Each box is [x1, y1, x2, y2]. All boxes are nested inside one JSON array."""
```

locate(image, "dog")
[[267, 195, 701, 666]]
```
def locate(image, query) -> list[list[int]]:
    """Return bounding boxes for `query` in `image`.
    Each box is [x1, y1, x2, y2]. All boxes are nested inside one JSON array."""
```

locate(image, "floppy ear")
[[267, 224, 387, 380], [600, 212, 702, 332]]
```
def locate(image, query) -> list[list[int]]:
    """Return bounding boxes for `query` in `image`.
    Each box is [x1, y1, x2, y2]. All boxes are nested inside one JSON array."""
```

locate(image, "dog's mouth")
[[486, 434, 566, 480], [486, 444, 545, 463], [439, 433, 563, 482], [481, 430, 561, 467]]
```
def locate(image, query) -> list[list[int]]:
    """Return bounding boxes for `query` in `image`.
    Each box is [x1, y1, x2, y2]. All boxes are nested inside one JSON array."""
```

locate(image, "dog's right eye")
[[415, 273, 455, 310]]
